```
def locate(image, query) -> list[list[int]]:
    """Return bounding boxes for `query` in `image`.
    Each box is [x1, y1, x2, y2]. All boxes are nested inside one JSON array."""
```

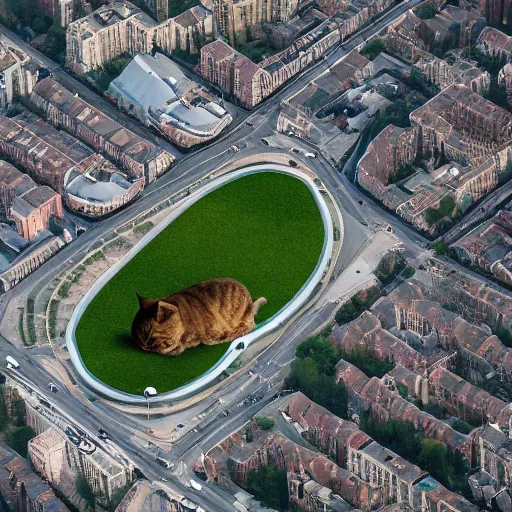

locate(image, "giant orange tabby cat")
[[131, 278, 267, 356]]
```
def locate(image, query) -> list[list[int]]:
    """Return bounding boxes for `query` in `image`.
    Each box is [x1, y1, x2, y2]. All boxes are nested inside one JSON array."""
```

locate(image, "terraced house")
[[30, 77, 173, 186], [199, 0, 395, 107], [66, 0, 213, 74]]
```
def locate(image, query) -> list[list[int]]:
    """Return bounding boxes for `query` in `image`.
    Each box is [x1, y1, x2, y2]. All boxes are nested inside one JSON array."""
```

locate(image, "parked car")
[[98, 428, 109, 439], [78, 439, 96, 455], [156, 457, 173, 469], [190, 479, 203, 491], [5, 356, 20, 369]]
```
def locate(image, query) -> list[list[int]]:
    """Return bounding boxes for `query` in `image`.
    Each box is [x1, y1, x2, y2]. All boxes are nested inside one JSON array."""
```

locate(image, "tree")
[[496, 324, 512, 348], [335, 298, 360, 325], [32, 17, 48, 34], [0, 391, 8, 432], [418, 439, 449, 483], [374, 252, 407, 286], [169, 0, 201, 17], [12, 398, 25, 426], [285, 356, 348, 419], [402, 266, 416, 279], [76, 473, 95, 509], [414, 3, 439, 19], [452, 420, 474, 435], [388, 163, 416, 184], [295, 335, 339, 375], [44, 24, 66, 65], [362, 417, 421, 463], [256, 417, 275, 430], [108, 483, 131, 512], [342, 345, 393, 379], [5, 425, 35, 457], [361, 38, 386, 60], [397, 383, 408, 399], [246, 463, 289, 511], [433, 240, 449, 255], [6, 0, 36, 27], [423, 401, 444, 420]]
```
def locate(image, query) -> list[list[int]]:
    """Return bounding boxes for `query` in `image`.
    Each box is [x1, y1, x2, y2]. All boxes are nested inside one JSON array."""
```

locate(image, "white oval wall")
[[66, 165, 335, 404]]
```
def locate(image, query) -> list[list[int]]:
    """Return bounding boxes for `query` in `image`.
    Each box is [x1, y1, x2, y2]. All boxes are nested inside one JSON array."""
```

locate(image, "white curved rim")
[[66, 164, 335, 403]]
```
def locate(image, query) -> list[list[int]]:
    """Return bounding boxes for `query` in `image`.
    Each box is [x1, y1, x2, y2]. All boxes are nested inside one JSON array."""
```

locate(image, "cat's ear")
[[156, 302, 178, 323], [137, 293, 151, 310]]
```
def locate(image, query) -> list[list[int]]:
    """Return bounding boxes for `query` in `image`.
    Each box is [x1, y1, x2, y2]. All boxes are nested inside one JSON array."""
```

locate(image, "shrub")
[[133, 221, 154, 235], [256, 417, 275, 430], [58, 280, 71, 299]]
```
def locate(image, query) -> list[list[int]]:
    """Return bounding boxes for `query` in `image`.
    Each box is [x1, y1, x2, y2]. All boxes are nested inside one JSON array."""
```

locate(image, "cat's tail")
[[252, 297, 267, 315]]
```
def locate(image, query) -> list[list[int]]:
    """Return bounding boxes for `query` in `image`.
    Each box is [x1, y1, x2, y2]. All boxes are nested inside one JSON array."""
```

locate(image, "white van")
[[6, 356, 20, 369], [190, 479, 203, 491]]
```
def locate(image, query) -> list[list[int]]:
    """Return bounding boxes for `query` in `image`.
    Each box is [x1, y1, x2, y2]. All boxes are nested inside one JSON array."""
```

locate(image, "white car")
[[5, 356, 19, 369], [304, 152, 316, 158], [190, 479, 203, 491]]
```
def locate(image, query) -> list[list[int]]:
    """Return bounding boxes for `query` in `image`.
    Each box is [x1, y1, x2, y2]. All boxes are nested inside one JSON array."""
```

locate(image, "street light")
[[144, 387, 157, 420]]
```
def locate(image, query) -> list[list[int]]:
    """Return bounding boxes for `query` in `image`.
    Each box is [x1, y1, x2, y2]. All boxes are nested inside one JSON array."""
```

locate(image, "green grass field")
[[75, 172, 325, 395]]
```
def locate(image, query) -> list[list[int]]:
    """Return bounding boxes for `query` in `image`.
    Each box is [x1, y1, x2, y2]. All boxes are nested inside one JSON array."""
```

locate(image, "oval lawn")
[[75, 172, 325, 395]]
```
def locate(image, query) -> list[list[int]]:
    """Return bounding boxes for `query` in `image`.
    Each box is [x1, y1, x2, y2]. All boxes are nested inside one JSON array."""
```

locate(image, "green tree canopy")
[[5, 425, 35, 458], [295, 335, 339, 375], [256, 417, 275, 430], [418, 439, 449, 483], [76, 473, 95, 508], [247, 463, 289, 511], [361, 38, 386, 60], [44, 24, 66, 65]]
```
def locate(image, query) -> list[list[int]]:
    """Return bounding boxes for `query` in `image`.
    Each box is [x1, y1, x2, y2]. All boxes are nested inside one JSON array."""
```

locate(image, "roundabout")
[[66, 164, 335, 403]]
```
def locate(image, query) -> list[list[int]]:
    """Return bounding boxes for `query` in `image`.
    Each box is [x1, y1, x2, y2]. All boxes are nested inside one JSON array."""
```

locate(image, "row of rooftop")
[[202, 257, 512, 511]]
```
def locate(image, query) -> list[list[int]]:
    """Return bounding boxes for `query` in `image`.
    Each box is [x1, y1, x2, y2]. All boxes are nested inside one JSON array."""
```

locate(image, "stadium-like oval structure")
[[67, 165, 334, 403]]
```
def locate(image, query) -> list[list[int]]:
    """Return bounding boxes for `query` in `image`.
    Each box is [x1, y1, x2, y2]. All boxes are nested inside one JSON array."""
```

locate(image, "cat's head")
[[131, 294, 185, 354]]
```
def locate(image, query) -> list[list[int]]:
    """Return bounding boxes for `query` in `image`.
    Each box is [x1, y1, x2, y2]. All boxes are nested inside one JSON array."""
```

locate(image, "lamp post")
[[144, 387, 157, 420]]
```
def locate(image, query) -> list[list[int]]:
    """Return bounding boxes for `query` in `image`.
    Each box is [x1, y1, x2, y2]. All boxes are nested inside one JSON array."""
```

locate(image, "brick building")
[[31, 77, 173, 185], [66, 0, 213, 74], [212, 0, 300, 43], [0, 35, 39, 108], [0, 441, 69, 512], [0, 160, 63, 241], [11, 186, 63, 241]]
